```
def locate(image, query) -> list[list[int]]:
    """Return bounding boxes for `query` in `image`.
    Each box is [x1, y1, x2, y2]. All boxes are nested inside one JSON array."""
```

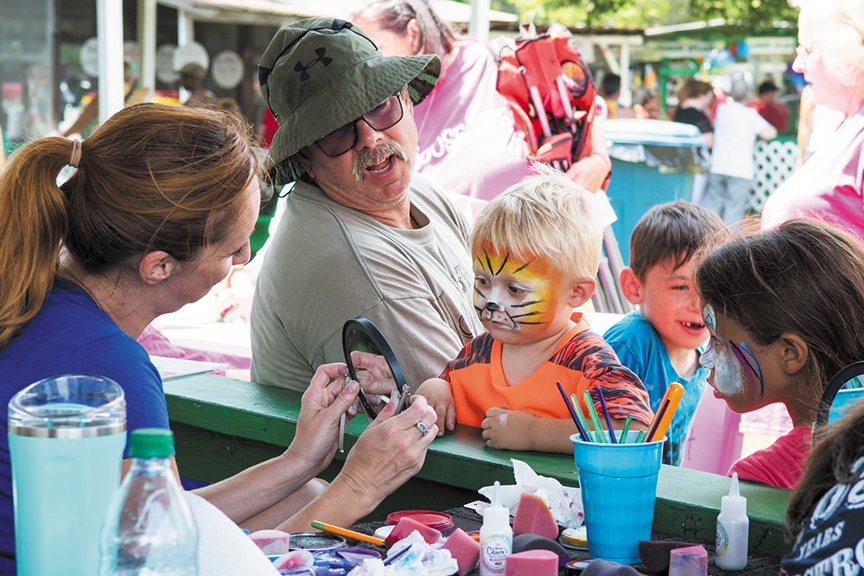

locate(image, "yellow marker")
[[647, 382, 684, 442]]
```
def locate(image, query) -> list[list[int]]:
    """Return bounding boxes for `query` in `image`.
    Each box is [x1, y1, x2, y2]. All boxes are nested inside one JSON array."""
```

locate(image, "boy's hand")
[[481, 408, 536, 451], [414, 378, 456, 434]]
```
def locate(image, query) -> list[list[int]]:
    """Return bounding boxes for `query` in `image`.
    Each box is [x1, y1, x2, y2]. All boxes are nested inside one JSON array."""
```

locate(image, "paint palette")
[[288, 532, 346, 551]]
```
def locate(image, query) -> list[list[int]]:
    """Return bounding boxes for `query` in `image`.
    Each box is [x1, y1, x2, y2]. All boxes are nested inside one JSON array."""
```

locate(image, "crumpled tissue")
[[347, 531, 458, 576], [478, 459, 583, 528]]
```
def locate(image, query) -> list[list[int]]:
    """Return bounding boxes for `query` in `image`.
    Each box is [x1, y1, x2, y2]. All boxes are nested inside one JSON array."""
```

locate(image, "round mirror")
[[816, 361, 864, 429], [341, 317, 408, 421]]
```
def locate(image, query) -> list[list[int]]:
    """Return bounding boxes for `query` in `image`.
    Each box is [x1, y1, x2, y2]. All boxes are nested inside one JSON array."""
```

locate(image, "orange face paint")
[[472, 242, 564, 337]]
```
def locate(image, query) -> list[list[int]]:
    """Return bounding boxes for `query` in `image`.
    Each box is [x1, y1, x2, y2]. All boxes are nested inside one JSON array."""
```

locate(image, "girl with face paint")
[[695, 219, 864, 489]]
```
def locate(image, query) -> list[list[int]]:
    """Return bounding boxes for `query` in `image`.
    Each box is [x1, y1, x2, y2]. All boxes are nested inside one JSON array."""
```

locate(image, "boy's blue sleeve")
[[603, 317, 667, 411]]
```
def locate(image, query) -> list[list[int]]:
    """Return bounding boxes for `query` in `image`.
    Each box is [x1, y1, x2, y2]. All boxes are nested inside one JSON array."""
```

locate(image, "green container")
[[604, 119, 708, 264]]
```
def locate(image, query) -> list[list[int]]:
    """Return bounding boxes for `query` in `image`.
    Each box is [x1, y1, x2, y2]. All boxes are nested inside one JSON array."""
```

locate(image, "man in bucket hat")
[[251, 18, 482, 392]]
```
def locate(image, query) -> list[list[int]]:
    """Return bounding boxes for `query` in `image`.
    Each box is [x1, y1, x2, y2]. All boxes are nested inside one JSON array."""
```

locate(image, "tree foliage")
[[506, 0, 798, 29]]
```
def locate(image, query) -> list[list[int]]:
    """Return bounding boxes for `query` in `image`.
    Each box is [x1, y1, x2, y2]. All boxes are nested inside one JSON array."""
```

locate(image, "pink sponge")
[[384, 516, 442, 549], [442, 528, 480, 576], [248, 529, 290, 555], [504, 549, 558, 576], [512, 493, 558, 539], [669, 545, 707, 576]]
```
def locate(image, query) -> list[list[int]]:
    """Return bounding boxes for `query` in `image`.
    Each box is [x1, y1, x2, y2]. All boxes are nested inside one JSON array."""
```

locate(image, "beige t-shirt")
[[250, 175, 481, 392]]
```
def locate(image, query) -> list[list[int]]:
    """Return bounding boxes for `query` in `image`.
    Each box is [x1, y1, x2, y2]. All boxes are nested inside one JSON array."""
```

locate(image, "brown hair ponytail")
[[0, 103, 258, 351], [0, 138, 74, 348]]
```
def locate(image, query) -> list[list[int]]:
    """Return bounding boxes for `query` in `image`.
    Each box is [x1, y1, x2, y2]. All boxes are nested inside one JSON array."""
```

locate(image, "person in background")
[[748, 78, 790, 133], [178, 62, 216, 109], [251, 18, 483, 393], [633, 88, 667, 120], [673, 78, 715, 149], [672, 78, 715, 205], [796, 84, 845, 167], [604, 201, 728, 466], [414, 166, 653, 453], [62, 60, 140, 138], [761, 0, 864, 244], [351, 0, 613, 220], [696, 218, 864, 489], [703, 79, 776, 227], [782, 389, 864, 574], [0, 102, 438, 574], [0, 121, 5, 173]]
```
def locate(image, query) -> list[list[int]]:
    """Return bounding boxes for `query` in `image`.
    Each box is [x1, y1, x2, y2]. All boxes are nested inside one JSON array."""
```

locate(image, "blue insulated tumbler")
[[8, 374, 126, 576]]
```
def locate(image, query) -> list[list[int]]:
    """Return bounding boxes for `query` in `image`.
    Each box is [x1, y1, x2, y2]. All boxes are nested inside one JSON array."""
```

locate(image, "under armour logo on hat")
[[294, 48, 333, 81]]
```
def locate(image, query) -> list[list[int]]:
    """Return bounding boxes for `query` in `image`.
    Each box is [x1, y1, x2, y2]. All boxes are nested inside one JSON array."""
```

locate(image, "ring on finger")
[[416, 422, 429, 437]]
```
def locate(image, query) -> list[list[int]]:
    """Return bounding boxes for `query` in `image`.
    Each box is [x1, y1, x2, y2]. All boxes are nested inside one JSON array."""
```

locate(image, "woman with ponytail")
[[0, 103, 438, 573]]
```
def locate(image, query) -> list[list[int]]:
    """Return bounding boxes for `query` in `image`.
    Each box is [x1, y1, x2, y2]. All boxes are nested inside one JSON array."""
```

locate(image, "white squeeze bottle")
[[715, 472, 749, 571], [480, 481, 513, 576]]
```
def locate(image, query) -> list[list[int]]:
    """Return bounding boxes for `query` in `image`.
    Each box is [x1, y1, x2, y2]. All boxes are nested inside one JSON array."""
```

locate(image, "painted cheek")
[[712, 348, 746, 397]]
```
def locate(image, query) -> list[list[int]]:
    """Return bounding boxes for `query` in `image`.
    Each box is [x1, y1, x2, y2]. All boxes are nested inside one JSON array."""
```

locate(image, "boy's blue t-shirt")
[[0, 277, 169, 574], [603, 310, 708, 466]]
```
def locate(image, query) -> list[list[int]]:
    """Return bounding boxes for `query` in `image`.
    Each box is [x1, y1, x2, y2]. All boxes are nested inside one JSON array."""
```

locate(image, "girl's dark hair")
[[696, 219, 864, 410], [0, 103, 257, 348], [786, 398, 864, 542]]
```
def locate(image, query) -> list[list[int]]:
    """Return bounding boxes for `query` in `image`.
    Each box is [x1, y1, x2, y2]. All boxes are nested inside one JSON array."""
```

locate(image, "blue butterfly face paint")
[[700, 304, 766, 404]]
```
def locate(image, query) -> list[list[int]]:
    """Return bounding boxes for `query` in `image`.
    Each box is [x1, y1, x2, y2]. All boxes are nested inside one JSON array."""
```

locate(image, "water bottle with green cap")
[[98, 428, 198, 575]]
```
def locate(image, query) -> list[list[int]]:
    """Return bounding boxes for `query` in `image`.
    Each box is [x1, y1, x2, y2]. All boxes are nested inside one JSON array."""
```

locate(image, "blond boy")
[[415, 166, 652, 453]]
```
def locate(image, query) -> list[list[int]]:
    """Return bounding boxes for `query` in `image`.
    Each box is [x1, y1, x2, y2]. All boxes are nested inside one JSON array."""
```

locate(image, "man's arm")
[[758, 124, 778, 141], [565, 121, 611, 192]]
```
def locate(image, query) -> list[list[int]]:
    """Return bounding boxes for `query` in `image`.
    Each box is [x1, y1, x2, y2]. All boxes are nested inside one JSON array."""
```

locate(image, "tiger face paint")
[[472, 243, 565, 339]]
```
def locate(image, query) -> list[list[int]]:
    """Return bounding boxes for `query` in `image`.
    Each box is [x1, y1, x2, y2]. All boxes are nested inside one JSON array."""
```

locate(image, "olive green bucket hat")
[[259, 18, 440, 175]]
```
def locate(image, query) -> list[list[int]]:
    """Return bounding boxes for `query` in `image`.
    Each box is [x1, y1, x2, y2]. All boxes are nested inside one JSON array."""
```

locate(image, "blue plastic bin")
[[604, 119, 709, 264]]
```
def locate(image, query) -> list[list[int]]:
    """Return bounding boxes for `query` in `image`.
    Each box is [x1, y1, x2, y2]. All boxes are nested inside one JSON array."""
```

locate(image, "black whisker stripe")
[[494, 251, 510, 276], [484, 249, 494, 276], [511, 311, 543, 319], [516, 321, 546, 325], [512, 299, 545, 308], [476, 253, 489, 271], [512, 258, 534, 274], [474, 286, 485, 297]]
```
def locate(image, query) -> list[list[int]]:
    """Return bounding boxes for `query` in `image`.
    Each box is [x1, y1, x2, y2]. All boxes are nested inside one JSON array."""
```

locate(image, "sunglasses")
[[316, 93, 404, 157], [700, 335, 766, 397]]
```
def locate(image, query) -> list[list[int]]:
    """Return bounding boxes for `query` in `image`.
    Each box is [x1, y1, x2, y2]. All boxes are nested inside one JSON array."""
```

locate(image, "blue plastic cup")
[[570, 431, 664, 564], [9, 374, 126, 576]]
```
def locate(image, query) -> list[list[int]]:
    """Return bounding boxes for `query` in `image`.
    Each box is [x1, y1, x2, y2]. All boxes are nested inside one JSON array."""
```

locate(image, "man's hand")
[[285, 362, 357, 475], [335, 395, 438, 513], [414, 378, 456, 434], [481, 408, 537, 451]]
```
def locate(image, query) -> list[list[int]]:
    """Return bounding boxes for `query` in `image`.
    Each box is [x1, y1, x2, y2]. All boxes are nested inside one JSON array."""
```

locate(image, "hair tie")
[[69, 139, 82, 168]]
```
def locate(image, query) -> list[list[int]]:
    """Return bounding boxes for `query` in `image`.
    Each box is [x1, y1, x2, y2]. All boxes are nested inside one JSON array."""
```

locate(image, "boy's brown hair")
[[629, 200, 728, 279]]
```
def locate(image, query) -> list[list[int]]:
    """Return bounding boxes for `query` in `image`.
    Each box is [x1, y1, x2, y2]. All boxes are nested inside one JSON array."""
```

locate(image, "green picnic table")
[[164, 373, 793, 559]]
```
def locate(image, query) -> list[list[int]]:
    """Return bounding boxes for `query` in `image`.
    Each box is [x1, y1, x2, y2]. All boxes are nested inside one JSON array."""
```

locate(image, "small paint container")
[[565, 559, 595, 576], [288, 532, 346, 551], [385, 510, 454, 531]]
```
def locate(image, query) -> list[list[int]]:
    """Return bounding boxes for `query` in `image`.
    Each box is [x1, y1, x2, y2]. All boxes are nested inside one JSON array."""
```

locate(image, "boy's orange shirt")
[[441, 312, 653, 428]]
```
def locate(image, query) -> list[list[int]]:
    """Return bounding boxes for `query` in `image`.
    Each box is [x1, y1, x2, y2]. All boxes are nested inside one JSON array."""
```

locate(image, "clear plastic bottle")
[[99, 429, 199, 576], [479, 481, 512, 576], [715, 472, 748, 571]]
